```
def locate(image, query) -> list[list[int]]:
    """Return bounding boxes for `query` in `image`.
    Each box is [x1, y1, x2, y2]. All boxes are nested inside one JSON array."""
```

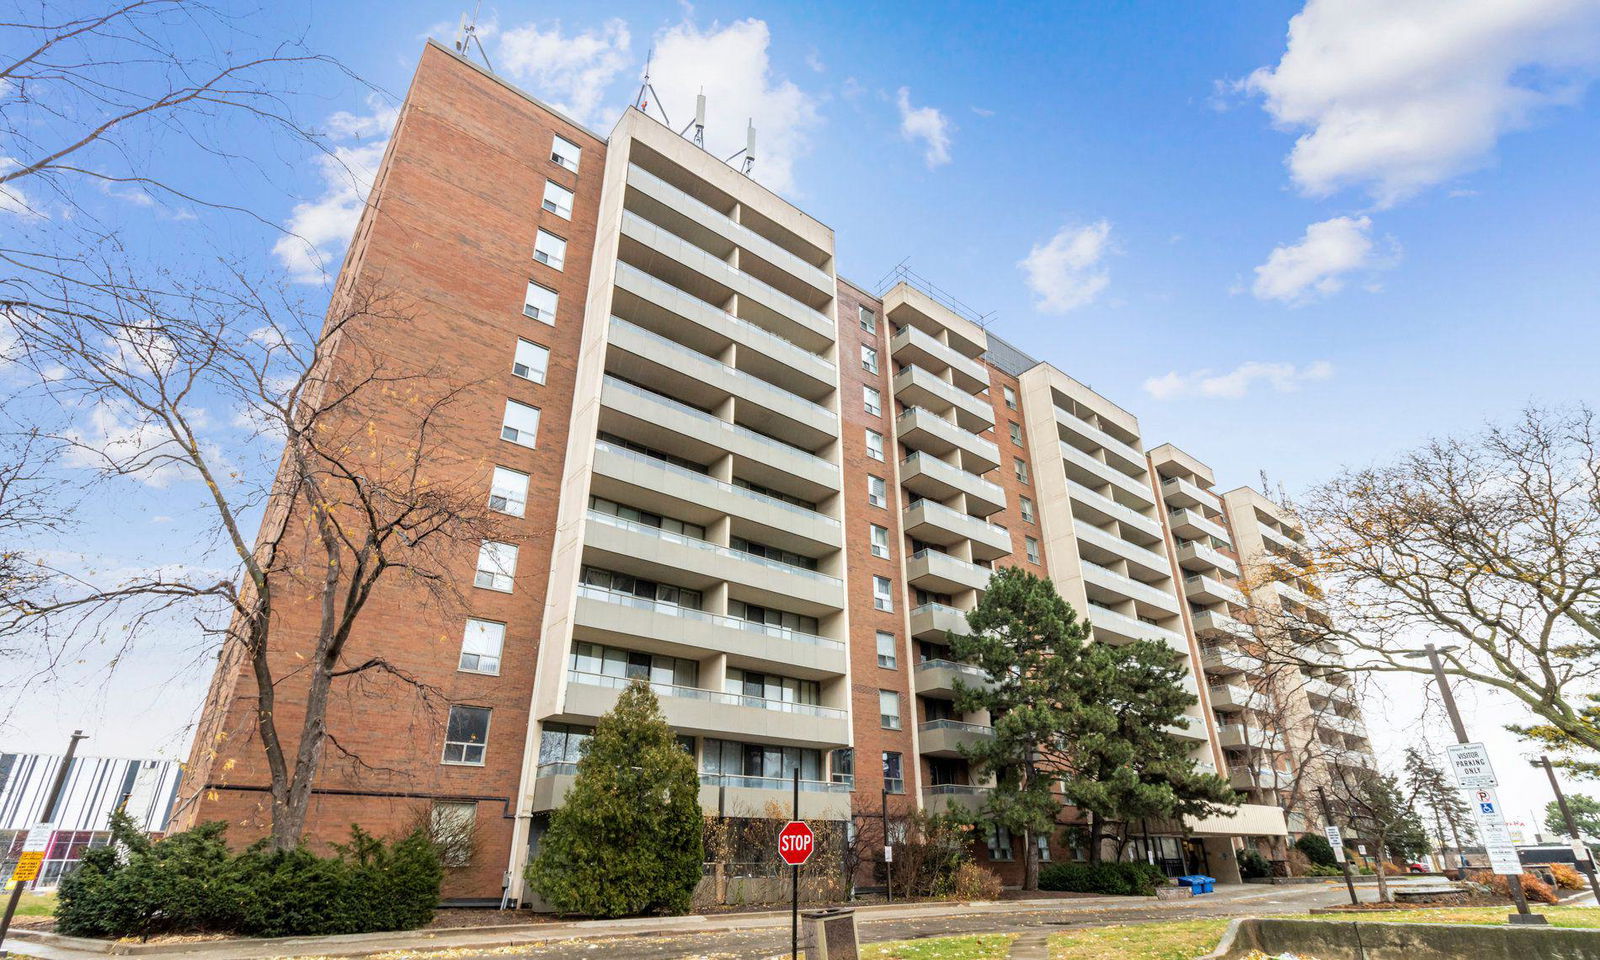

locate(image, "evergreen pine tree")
[[527, 681, 704, 916]]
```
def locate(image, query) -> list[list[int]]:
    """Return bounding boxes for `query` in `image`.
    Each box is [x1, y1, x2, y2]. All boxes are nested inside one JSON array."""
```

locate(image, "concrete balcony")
[[1207, 683, 1268, 713], [903, 498, 1012, 561], [909, 602, 969, 642], [1168, 507, 1231, 545], [907, 549, 993, 595], [592, 440, 841, 554], [1060, 441, 1155, 506], [613, 263, 834, 397], [1330, 749, 1376, 771], [1086, 604, 1188, 653], [923, 784, 993, 816], [918, 719, 994, 758], [562, 675, 850, 749], [1200, 644, 1258, 676], [619, 210, 833, 351], [1217, 724, 1283, 752], [1161, 476, 1223, 513], [1081, 562, 1180, 616], [1315, 712, 1365, 737], [1183, 573, 1246, 608], [913, 659, 995, 699], [897, 407, 1000, 474], [1076, 522, 1172, 580], [1176, 540, 1240, 577], [1054, 406, 1145, 475], [582, 509, 843, 616], [1191, 609, 1251, 640], [893, 365, 994, 434], [1165, 714, 1210, 741], [1066, 481, 1164, 542], [600, 376, 839, 502], [1229, 766, 1289, 791], [1302, 677, 1355, 703], [624, 164, 833, 297], [888, 319, 988, 394], [605, 317, 835, 447], [533, 763, 852, 820], [1259, 522, 1309, 558], [1274, 580, 1325, 612], [572, 586, 847, 679], [901, 452, 1006, 517]]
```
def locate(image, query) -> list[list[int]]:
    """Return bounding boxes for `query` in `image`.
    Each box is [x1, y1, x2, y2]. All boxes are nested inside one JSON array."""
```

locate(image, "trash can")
[[801, 907, 859, 960], [1177, 874, 1216, 895]]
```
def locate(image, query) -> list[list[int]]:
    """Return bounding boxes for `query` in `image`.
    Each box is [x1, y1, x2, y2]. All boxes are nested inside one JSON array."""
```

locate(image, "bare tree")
[[7, 273, 507, 850], [1249, 406, 1600, 778]]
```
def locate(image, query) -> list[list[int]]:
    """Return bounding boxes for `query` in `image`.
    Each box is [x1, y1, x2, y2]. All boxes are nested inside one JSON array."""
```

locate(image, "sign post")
[[1445, 738, 1542, 923], [1446, 743, 1497, 790], [0, 730, 85, 958], [1316, 787, 1358, 905], [778, 776, 814, 960]]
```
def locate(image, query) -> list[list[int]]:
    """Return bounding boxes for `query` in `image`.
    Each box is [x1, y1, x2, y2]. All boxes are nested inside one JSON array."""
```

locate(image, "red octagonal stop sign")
[[778, 820, 814, 866]]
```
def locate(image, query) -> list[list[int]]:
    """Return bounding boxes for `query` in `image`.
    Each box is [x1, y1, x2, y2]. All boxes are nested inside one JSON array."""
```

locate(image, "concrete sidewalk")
[[3, 884, 1315, 960]]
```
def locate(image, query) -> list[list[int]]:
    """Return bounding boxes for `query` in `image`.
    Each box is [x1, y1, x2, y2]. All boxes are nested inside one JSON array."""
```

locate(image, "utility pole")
[[0, 730, 86, 957], [1538, 755, 1600, 903], [1316, 785, 1359, 906]]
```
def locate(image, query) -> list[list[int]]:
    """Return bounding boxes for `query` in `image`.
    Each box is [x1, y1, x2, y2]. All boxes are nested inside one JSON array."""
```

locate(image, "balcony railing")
[[577, 584, 844, 650], [917, 719, 995, 736], [586, 510, 841, 586], [901, 451, 1005, 502], [699, 773, 850, 793], [915, 659, 990, 683], [594, 440, 839, 530], [569, 669, 846, 718]]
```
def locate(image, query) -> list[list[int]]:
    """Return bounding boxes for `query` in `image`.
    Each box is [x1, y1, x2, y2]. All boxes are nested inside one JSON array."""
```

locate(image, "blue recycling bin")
[[1177, 874, 1216, 895]]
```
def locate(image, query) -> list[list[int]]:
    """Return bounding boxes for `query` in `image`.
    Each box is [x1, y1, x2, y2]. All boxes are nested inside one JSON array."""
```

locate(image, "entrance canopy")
[[1185, 802, 1288, 838]]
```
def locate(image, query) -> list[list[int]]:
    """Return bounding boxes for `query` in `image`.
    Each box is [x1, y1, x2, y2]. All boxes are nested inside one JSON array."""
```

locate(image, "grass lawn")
[[861, 933, 1017, 960], [1311, 905, 1600, 929], [1049, 919, 1232, 960], [12, 891, 56, 917]]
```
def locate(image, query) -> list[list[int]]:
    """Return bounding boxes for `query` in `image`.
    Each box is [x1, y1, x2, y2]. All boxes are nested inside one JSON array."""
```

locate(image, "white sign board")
[[1447, 742, 1498, 789], [1324, 825, 1346, 863], [883, 845, 893, 863], [22, 823, 54, 852], [1469, 787, 1523, 875], [1573, 840, 1593, 864]]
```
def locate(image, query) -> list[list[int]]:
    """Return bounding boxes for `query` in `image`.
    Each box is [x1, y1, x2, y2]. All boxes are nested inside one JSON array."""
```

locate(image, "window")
[[512, 339, 549, 383], [879, 690, 901, 729], [861, 344, 878, 374], [523, 281, 558, 323], [1009, 422, 1024, 447], [866, 429, 884, 461], [459, 618, 505, 674], [533, 229, 566, 270], [489, 466, 529, 517], [542, 180, 574, 218], [831, 747, 855, 786], [986, 824, 1014, 861], [442, 705, 491, 765], [538, 722, 593, 771], [1020, 496, 1035, 524], [1014, 457, 1030, 485], [430, 801, 477, 867], [1025, 536, 1041, 565], [859, 306, 876, 334], [870, 524, 890, 559], [1036, 833, 1052, 863], [474, 541, 518, 592], [873, 575, 893, 612], [882, 751, 904, 794], [572, 641, 699, 689], [550, 135, 581, 172], [876, 631, 897, 669], [868, 475, 887, 508], [864, 385, 882, 417], [725, 668, 820, 706], [1003, 384, 1018, 410], [701, 738, 824, 785], [502, 399, 541, 447]]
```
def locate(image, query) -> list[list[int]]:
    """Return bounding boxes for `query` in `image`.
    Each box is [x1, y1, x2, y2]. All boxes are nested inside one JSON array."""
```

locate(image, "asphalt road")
[[455, 883, 1361, 959]]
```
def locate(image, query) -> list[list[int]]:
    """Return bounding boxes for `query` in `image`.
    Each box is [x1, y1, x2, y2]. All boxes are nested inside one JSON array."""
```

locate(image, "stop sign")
[[778, 820, 814, 866]]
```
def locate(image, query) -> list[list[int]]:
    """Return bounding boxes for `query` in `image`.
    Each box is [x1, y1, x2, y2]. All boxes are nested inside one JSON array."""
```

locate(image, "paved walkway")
[[1006, 930, 1051, 959]]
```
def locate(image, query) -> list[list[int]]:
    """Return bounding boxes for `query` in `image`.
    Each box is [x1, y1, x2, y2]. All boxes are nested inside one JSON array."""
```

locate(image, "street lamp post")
[[1405, 643, 1542, 924], [1535, 755, 1600, 903]]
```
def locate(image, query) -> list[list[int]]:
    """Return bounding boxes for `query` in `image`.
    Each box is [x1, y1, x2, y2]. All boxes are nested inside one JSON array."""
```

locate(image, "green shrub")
[[55, 812, 441, 940], [1237, 849, 1271, 880], [1294, 834, 1338, 868], [1303, 863, 1345, 877], [1037, 861, 1168, 896]]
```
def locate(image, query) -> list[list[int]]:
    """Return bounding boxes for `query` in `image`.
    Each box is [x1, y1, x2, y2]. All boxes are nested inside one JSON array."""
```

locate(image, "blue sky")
[[7, 0, 1600, 826]]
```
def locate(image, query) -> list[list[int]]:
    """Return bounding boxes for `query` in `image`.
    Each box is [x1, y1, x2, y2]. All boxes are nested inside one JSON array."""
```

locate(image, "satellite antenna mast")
[[633, 47, 670, 125], [453, 3, 493, 71], [724, 119, 757, 176], [679, 91, 706, 148]]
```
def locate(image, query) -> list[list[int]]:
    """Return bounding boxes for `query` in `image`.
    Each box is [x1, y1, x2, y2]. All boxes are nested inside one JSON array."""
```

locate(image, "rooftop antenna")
[[453, 3, 494, 71], [724, 119, 756, 175], [679, 91, 706, 147], [633, 47, 670, 125]]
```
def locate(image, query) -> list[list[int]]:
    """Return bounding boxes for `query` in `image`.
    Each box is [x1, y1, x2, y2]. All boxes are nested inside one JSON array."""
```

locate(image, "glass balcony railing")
[[700, 773, 851, 793], [576, 584, 844, 650], [568, 669, 846, 719]]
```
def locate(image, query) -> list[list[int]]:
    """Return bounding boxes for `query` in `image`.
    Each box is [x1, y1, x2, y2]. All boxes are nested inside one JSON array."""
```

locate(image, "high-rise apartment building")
[[175, 42, 1373, 902]]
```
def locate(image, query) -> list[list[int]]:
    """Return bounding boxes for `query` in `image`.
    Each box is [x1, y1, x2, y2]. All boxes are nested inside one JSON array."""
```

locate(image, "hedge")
[[1294, 834, 1339, 868], [1037, 861, 1169, 896], [57, 813, 442, 940]]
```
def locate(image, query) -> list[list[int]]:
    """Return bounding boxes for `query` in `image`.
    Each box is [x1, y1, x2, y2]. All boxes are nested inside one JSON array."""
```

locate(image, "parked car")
[[1407, 861, 1428, 874]]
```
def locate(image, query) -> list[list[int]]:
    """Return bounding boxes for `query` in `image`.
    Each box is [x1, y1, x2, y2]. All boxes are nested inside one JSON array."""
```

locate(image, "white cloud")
[[896, 87, 952, 168], [1144, 360, 1333, 400], [1018, 220, 1112, 314], [1252, 215, 1389, 304], [0, 157, 45, 219], [62, 399, 200, 488], [1243, 0, 1600, 206], [273, 96, 397, 284], [647, 19, 822, 195], [496, 18, 631, 125]]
